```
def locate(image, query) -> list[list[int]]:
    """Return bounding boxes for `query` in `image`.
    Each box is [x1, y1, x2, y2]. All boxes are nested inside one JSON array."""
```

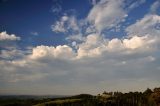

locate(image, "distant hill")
[[0, 87, 160, 106]]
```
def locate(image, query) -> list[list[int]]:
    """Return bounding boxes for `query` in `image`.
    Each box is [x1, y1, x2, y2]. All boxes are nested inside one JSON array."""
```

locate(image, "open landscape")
[[0, 87, 160, 106]]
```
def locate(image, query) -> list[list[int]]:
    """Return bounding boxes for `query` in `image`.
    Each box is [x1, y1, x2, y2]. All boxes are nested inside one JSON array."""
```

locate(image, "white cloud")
[[1, 34, 160, 94], [0, 31, 20, 41], [30, 45, 76, 60], [78, 33, 157, 57], [87, 0, 127, 32], [126, 14, 160, 37], [123, 36, 148, 49], [76, 33, 106, 58], [107, 38, 123, 50], [0, 31, 21, 51], [87, 0, 147, 33], [66, 34, 85, 41], [51, 16, 68, 33], [0, 31, 160, 94], [51, 15, 79, 33]]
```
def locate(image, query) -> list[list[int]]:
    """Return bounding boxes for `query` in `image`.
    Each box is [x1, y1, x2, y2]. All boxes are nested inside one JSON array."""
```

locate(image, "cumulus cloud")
[[76, 34, 157, 59], [27, 32, 156, 61], [0, 32, 160, 94], [1, 33, 159, 94], [30, 45, 76, 60], [0, 31, 20, 41], [77, 34, 105, 58], [123, 36, 149, 49]]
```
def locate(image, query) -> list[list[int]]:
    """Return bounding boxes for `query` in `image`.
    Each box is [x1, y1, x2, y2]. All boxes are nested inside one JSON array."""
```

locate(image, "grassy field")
[[34, 99, 82, 106]]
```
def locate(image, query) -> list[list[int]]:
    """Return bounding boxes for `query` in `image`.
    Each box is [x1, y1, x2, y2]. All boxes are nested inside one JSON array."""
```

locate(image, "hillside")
[[0, 87, 160, 106]]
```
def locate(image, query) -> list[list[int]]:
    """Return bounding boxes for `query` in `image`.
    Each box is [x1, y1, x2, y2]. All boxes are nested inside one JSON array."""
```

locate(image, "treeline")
[[96, 87, 160, 106], [97, 89, 157, 106], [34, 87, 160, 106], [0, 87, 160, 106]]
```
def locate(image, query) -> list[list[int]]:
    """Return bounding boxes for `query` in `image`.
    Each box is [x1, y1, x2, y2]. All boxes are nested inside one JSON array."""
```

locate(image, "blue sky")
[[0, 0, 160, 95], [0, 0, 155, 46], [0, 0, 92, 46]]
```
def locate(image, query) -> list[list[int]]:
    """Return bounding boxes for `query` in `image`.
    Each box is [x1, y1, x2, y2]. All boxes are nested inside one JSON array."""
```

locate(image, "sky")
[[0, 0, 160, 95]]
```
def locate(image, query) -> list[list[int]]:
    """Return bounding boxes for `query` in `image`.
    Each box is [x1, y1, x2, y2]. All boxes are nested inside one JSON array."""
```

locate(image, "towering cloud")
[[30, 45, 76, 60]]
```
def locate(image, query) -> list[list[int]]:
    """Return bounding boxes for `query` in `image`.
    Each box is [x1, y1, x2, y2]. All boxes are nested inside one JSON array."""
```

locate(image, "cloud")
[[123, 36, 149, 49], [0, 49, 26, 60], [76, 33, 106, 58], [1, 33, 159, 94], [51, 4, 62, 13], [31, 32, 38, 36], [87, 0, 127, 32], [0, 31, 20, 41], [87, 0, 147, 33], [128, 0, 146, 10], [1, 0, 160, 95], [76, 34, 157, 60], [126, 14, 160, 37], [65, 34, 85, 41], [0, 31, 160, 94], [0, 59, 49, 83], [89, 0, 99, 5], [150, 0, 160, 13], [0, 31, 21, 51], [51, 16, 68, 33], [51, 0, 146, 39], [51, 15, 79, 33], [27, 32, 157, 61], [30, 45, 76, 60]]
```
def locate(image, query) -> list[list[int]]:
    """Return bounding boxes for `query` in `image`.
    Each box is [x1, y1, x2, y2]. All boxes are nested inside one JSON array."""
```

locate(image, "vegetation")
[[0, 87, 160, 106]]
